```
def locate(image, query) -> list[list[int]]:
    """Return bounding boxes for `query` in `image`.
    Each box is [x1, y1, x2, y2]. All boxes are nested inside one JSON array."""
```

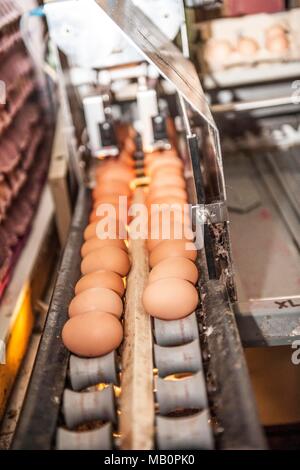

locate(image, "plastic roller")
[[156, 371, 208, 414], [154, 339, 203, 377], [62, 386, 116, 429], [156, 410, 214, 450], [154, 313, 198, 346], [56, 423, 112, 450], [69, 352, 118, 391]]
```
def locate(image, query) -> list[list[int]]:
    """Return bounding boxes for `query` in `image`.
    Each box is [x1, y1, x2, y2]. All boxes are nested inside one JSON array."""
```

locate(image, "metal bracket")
[[192, 201, 229, 225]]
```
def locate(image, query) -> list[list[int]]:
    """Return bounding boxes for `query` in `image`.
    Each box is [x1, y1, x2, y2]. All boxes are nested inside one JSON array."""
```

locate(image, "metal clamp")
[[192, 202, 229, 225]]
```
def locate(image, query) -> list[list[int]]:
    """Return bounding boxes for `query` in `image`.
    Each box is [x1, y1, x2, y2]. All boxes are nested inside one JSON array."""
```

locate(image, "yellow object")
[[0, 284, 33, 420]]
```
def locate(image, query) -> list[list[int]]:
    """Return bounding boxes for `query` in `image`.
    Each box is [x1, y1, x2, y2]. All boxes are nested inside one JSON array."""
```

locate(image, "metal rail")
[[12, 187, 91, 450]]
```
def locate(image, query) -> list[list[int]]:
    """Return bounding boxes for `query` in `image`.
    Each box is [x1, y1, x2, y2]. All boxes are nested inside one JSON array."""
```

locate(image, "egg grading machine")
[[9, 0, 267, 450]]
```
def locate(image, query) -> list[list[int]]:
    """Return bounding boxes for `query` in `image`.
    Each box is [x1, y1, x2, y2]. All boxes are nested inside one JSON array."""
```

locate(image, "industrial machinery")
[[0, 0, 300, 451]]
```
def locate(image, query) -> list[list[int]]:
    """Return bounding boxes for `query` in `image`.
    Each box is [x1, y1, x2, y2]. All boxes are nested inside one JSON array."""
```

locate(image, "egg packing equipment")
[[11, 0, 266, 450]]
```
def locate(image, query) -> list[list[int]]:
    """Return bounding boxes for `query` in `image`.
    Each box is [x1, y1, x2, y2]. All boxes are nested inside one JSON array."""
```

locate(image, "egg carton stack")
[[196, 9, 300, 87], [57, 133, 136, 450], [0, 0, 50, 295]]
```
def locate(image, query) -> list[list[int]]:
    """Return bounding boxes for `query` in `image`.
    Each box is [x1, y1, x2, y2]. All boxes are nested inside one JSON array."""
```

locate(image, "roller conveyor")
[[11, 184, 266, 450]]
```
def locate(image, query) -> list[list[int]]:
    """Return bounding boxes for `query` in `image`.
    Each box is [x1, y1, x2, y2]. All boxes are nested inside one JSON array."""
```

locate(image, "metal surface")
[[193, 202, 229, 224], [211, 95, 298, 114], [202, 280, 267, 449], [235, 297, 300, 347], [12, 187, 91, 450], [95, 0, 216, 131]]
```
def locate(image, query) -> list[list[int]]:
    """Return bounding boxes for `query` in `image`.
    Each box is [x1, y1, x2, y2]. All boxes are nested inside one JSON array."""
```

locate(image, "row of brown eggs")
[[142, 149, 200, 320], [206, 24, 290, 67], [62, 157, 134, 358]]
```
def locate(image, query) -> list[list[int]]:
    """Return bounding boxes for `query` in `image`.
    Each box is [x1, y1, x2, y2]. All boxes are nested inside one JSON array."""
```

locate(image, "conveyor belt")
[[12, 188, 266, 450]]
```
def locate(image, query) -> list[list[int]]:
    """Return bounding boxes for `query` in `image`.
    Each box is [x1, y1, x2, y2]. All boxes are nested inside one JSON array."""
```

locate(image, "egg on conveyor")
[[146, 156, 184, 175], [148, 196, 187, 208], [81, 237, 127, 257], [93, 180, 131, 199], [89, 205, 129, 225], [150, 175, 186, 190], [148, 186, 187, 202], [237, 37, 259, 56], [68, 287, 123, 318], [96, 163, 134, 184], [148, 257, 199, 285], [152, 166, 183, 178], [81, 246, 131, 276], [149, 239, 197, 268], [62, 311, 123, 357], [147, 222, 194, 252], [75, 271, 125, 297], [142, 278, 199, 320]]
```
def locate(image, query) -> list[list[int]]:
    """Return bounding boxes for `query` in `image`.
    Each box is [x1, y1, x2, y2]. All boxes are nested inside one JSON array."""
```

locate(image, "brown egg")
[[151, 167, 183, 179], [142, 278, 199, 320], [144, 149, 178, 167], [147, 224, 194, 252], [149, 205, 191, 228], [205, 39, 233, 65], [89, 204, 129, 224], [149, 239, 197, 268], [148, 257, 198, 284], [266, 34, 289, 53], [124, 136, 136, 154], [148, 196, 187, 207], [266, 24, 286, 40], [75, 271, 125, 296], [62, 311, 123, 357], [93, 181, 131, 200], [96, 163, 133, 184], [119, 150, 135, 168], [148, 186, 187, 201], [237, 37, 259, 56], [84, 219, 126, 241], [92, 194, 128, 206], [81, 246, 130, 276], [150, 176, 186, 191], [146, 156, 183, 175], [69, 287, 123, 318], [81, 237, 127, 257]]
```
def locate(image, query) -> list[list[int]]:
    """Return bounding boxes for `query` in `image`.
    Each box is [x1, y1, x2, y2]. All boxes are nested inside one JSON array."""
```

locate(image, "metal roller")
[[156, 371, 208, 415], [56, 423, 113, 450], [154, 339, 203, 377], [154, 313, 199, 346], [156, 410, 214, 450], [69, 352, 118, 391], [62, 386, 116, 429]]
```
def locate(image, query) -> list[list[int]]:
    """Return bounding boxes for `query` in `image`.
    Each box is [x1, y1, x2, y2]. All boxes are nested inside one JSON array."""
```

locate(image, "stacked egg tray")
[[0, 1, 49, 294]]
